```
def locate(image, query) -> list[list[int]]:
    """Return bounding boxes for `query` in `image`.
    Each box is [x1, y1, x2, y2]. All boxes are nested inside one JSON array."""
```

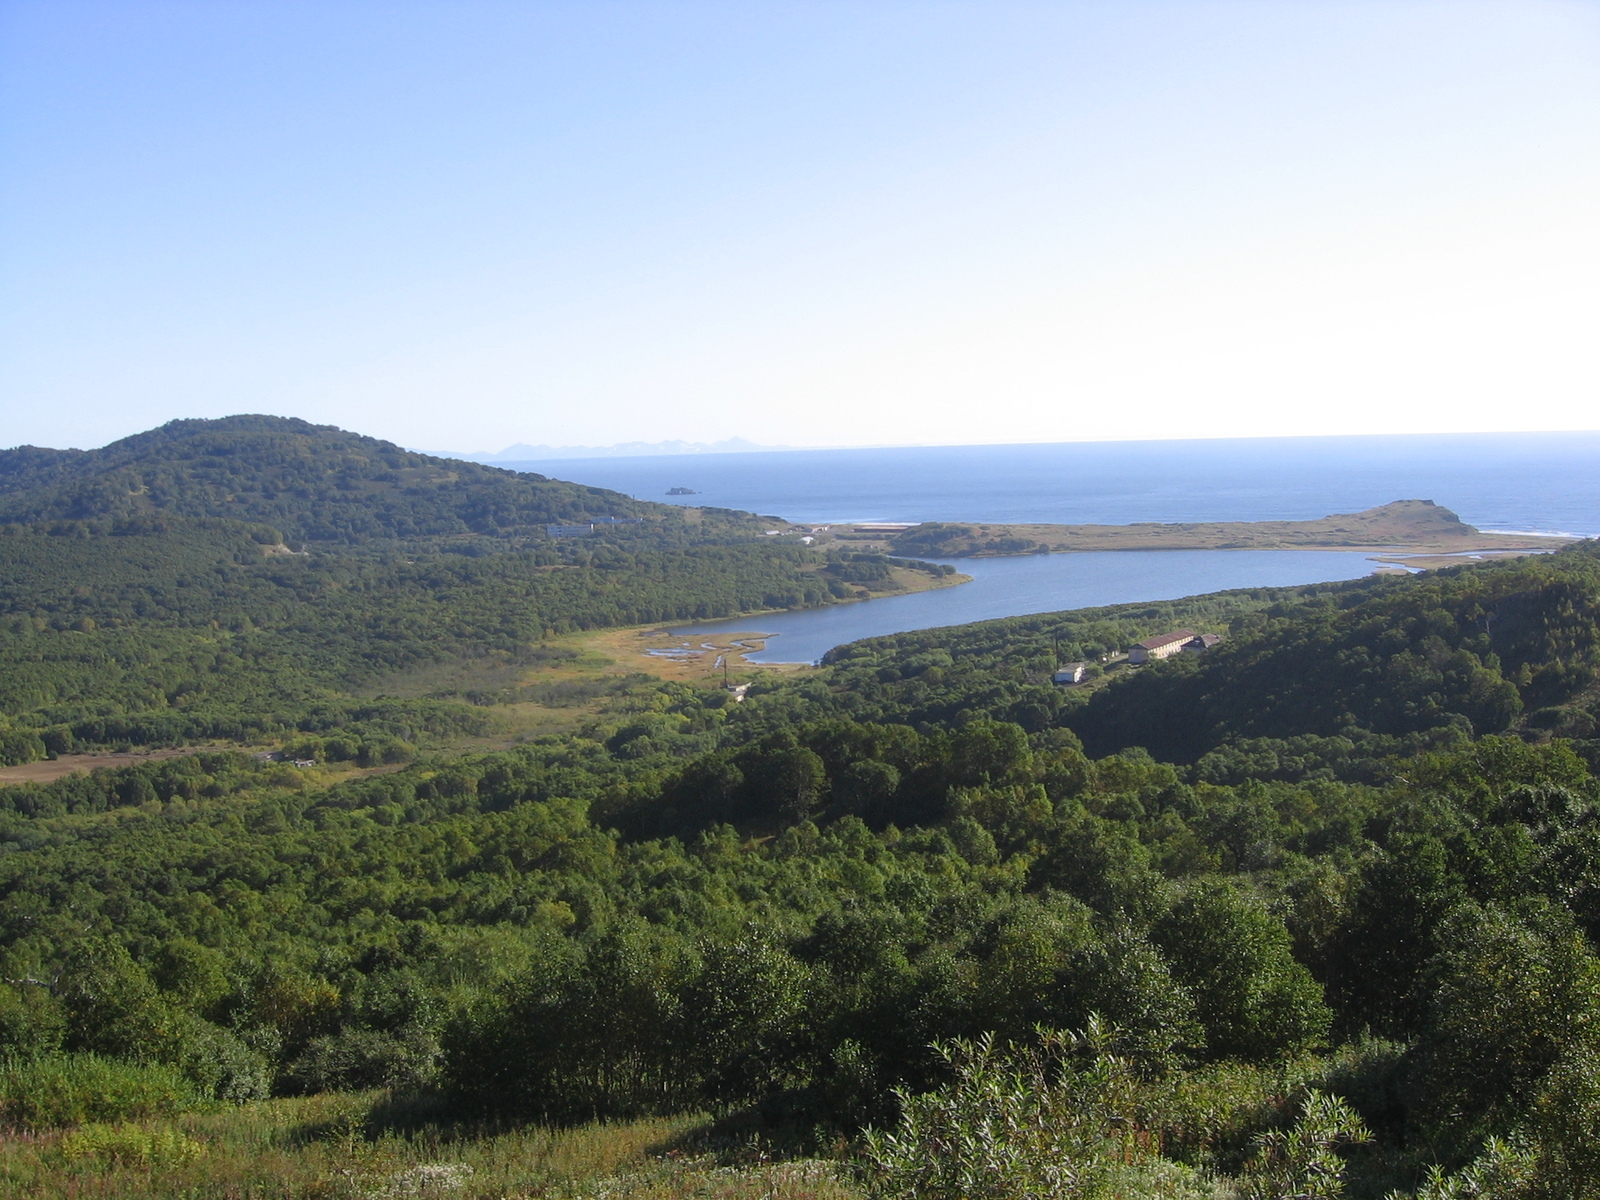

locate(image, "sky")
[[2, 1, 1598, 454]]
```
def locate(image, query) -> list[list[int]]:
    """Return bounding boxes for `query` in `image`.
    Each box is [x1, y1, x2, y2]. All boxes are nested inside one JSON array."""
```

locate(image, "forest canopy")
[[3, 417, 1600, 1198]]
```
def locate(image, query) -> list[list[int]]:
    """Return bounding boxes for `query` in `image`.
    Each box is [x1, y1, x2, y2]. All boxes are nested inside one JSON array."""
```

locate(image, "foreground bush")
[[0, 1054, 196, 1128], [855, 1025, 1378, 1200], [857, 1024, 1208, 1200]]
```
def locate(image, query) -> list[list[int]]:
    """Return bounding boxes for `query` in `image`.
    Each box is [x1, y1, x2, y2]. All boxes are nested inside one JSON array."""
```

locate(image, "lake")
[[500, 431, 1597, 662], [675, 549, 1390, 663]]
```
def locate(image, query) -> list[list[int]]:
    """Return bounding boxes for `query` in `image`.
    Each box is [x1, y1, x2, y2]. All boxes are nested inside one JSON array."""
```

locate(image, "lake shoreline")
[[676, 548, 1401, 664], [661, 505, 1581, 668]]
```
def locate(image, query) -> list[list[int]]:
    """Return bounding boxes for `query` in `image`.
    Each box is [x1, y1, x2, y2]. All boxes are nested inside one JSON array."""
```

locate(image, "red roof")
[[1135, 629, 1196, 651]]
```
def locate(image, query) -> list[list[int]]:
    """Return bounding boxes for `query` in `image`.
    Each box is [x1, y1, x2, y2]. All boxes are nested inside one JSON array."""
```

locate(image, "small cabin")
[[1128, 629, 1197, 664], [1183, 633, 1223, 654], [1053, 662, 1089, 685]]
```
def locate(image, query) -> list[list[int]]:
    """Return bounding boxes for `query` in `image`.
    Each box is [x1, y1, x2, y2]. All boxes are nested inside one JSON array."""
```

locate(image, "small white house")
[[1053, 662, 1089, 685]]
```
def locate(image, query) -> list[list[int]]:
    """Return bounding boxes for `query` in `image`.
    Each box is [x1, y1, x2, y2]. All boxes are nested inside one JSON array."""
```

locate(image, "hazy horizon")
[[14, 418, 1600, 461], [445, 426, 1600, 467]]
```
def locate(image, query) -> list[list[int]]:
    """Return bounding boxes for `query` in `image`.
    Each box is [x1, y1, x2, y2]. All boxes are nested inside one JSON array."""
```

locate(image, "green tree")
[[1416, 900, 1600, 1136], [770, 746, 830, 823], [1153, 880, 1330, 1063]]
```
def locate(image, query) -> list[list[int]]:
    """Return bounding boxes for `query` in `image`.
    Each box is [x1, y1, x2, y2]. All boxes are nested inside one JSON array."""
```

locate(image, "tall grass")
[[0, 1090, 862, 1200]]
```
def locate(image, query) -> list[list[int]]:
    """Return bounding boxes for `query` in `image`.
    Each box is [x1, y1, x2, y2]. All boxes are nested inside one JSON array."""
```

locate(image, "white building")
[[1128, 629, 1198, 664], [1053, 662, 1089, 685]]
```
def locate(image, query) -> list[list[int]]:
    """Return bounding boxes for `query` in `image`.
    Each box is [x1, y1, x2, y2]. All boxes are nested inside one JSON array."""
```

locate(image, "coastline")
[[814, 499, 1577, 560]]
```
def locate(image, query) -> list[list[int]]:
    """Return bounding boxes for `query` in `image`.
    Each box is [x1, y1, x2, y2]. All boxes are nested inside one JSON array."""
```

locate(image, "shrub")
[[57, 1120, 204, 1168], [1236, 1090, 1370, 1200], [167, 1013, 273, 1103], [1400, 1137, 1536, 1200], [856, 1024, 1206, 1200], [286, 1026, 440, 1094], [0, 982, 66, 1059], [0, 1053, 196, 1128]]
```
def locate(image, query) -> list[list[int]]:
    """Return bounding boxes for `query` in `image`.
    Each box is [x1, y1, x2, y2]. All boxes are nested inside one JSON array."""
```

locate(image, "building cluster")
[[1128, 628, 1222, 663], [253, 751, 318, 768], [1053, 628, 1223, 685]]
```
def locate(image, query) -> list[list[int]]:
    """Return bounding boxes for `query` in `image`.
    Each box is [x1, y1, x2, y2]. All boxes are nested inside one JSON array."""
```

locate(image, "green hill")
[[0, 415, 661, 544], [0, 417, 854, 760], [1064, 549, 1599, 765], [723, 541, 1600, 786]]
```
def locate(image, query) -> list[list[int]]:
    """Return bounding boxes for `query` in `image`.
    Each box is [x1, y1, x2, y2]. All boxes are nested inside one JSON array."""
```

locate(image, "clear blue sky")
[[3, 1, 1597, 453]]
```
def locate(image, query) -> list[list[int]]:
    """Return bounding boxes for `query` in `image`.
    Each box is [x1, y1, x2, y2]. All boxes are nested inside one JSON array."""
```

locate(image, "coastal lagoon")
[[676, 548, 1389, 663], [525, 432, 1598, 662]]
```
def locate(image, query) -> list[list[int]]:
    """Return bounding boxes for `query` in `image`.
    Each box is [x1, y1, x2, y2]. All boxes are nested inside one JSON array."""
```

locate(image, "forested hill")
[[0, 416, 926, 765], [1066, 543, 1600, 766], [733, 540, 1600, 788], [0, 415, 675, 544], [4, 536, 1600, 1195]]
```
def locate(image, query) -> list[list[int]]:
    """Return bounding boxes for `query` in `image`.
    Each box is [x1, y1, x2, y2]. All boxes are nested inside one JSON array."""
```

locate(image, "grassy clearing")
[[0, 1093, 863, 1200]]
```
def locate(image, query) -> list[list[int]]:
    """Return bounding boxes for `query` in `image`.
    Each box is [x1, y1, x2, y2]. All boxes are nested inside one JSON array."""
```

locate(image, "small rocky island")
[[666, 486, 699, 495]]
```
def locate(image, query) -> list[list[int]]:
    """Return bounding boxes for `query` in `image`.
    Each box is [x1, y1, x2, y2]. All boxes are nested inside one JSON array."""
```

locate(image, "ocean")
[[505, 431, 1600, 537], [503, 432, 1600, 662]]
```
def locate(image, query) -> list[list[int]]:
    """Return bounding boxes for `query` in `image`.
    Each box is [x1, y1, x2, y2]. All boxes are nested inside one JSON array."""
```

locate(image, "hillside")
[[735, 540, 1600, 783], [2, 534, 1600, 1197], [0, 415, 669, 544], [0, 418, 950, 767], [887, 498, 1569, 557], [4, 424, 1600, 1197], [1064, 548, 1600, 765]]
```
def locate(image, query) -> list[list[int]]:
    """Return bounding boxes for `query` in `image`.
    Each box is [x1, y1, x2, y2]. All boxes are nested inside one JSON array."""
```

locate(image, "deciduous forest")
[[1, 418, 1598, 1198]]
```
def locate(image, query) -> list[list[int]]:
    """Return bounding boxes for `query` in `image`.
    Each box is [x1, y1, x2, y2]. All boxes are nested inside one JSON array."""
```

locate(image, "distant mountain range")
[[433, 437, 789, 463]]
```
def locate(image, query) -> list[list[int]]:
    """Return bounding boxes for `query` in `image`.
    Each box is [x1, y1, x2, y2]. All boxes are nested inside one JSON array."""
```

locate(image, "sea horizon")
[[494, 430, 1600, 539]]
